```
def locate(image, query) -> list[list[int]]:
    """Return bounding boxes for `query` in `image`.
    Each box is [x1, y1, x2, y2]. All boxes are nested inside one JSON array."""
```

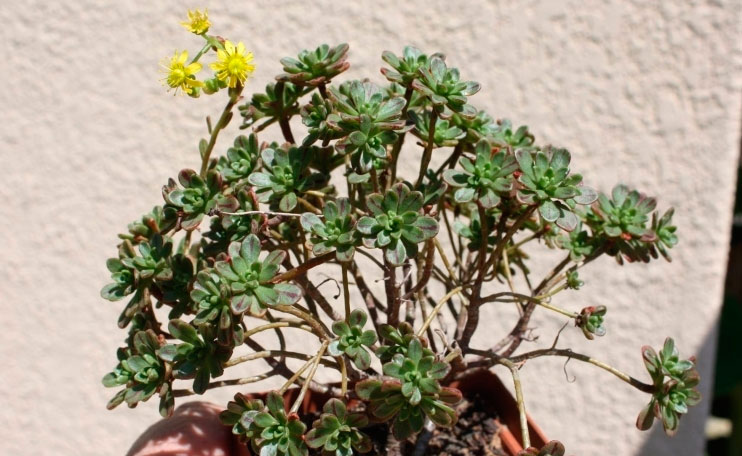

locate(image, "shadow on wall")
[[638, 324, 719, 456]]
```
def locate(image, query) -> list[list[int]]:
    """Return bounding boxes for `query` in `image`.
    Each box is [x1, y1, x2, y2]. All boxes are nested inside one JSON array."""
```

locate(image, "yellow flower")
[[181, 9, 210, 35], [161, 50, 204, 95], [209, 41, 255, 88]]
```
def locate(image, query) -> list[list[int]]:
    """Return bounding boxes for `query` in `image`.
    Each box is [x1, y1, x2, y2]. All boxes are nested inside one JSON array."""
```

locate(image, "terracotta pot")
[[242, 369, 547, 455], [448, 369, 548, 454]]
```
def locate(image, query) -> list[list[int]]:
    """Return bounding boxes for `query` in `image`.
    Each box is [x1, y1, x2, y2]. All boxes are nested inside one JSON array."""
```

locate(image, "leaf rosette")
[[277, 43, 350, 87], [444, 139, 519, 208], [515, 147, 597, 231], [213, 234, 302, 317], [328, 309, 377, 370], [412, 57, 480, 118], [356, 183, 439, 265], [300, 197, 359, 262], [248, 145, 327, 212], [306, 398, 372, 456], [163, 169, 238, 231]]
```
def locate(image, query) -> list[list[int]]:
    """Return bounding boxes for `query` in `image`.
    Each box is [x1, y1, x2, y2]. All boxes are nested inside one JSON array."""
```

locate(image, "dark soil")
[[301, 394, 507, 455]]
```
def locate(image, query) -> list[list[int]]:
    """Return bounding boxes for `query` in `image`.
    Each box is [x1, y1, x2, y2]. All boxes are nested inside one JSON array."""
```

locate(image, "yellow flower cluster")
[[210, 41, 255, 88], [181, 9, 210, 35], [161, 9, 255, 96], [161, 50, 203, 95]]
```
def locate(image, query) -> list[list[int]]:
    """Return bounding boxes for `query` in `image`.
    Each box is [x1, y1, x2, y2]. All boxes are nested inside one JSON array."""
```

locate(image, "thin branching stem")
[[415, 110, 438, 187], [342, 263, 351, 322], [274, 81, 295, 143], [400, 240, 435, 301], [417, 286, 462, 337], [290, 340, 329, 413], [274, 304, 332, 340], [218, 209, 306, 218], [199, 87, 243, 176], [279, 356, 315, 395], [225, 349, 337, 369], [389, 86, 414, 185], [242, 321, 315, 340], [468, 347, 655, 394], [499, 358, 531, 448], [270, 251, 336, 283], [173, 371, 275, 397], [385, 259, 401, 326]]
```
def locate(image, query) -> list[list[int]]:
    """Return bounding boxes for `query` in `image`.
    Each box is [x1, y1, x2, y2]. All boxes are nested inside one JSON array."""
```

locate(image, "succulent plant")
[[120, 234, 174, 282], [278, 43, 350, 87], [119, 205, 178, 243], [158, 320, 232, 395], [216, 134, 259, 183], [101, 256, 137, 302], [515, 147, 597, 231], [637, 338, 701, 435], [300, 197, 358, 262], [444, 139, 519, 208], [381, 46, 444, 86], [651, 208, 678, 261], [163, 169, 238, 230], [248, 145, 326, 211], [301, 93, 343, 146], [329, 81, 407, 172], [565, 270, 584, 290], [203, 188, 261, 258], [329, 80, 407, 126], [412, 57, 480, 118], [190, 270, 245, 346], [103, 330, 173, 417], [328, 310, 377, 370], [593, 184, 657, 240], [410, 110, 465, 147], [103, 30, 698, 454], [452, 109, 499, 143], [220, 393, 266, 441], [101, 235, 174, 327], [357, 339, 461, 440], [375, 322, 434, 363], [555, 222, 595, 261], [576, 305, 607, 340], [382, 338, 450, 406], [305, 398, 372, 456], [489, 119, 535, 149], [357, 183, 439, 265], [157, 253, 196, 318], [213, 235, 302, 317], [250, 392, 308, 456]]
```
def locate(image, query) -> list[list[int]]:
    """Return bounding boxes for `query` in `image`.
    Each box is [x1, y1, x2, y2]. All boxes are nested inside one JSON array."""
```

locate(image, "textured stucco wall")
[[1, 1, 740, 455]]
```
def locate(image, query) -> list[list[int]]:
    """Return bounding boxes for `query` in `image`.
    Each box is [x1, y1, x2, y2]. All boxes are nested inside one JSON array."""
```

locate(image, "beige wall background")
[[1, 1, 740, 455]]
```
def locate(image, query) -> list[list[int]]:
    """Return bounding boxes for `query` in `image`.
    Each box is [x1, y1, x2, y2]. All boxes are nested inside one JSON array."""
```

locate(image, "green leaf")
[[193, 368, 211, 394], [332, 320, 351, 337], [275, 283, 303, 305], [354, 348, 371, 370], [385, 240, 407, 266], [355, 379, 381, 400], [279, 192, 298, 211], [412, 216, 439, 239], [539, 200, 560, 222], [254, 412, 279, 427], [356, 217, 378, 235], [348, 309, 367, 327], [407, 339, 423, 362], [168, 320, 199, 344]]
